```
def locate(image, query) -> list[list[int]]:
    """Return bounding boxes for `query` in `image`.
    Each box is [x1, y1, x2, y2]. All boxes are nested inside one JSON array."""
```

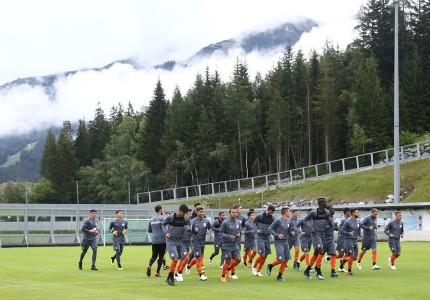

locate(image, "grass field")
[[1, 242, 429, 299]]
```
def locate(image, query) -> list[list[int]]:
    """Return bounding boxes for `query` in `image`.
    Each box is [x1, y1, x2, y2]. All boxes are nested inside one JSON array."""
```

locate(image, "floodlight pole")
[[393, 2, 400, 203]]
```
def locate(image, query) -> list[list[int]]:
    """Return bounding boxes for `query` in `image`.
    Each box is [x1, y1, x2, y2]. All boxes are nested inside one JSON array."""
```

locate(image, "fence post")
[[401, 146, 404, 161], [252, 177, 255, 191], [342, 159, 345, 173], [173, 187, 177, 200], [211, 183, 215, 195], [198, 185, 202, 197], [356, 156, 360, 170], [161, 190, 164, 202], [315, 165, 318, 178], [238, 179, 241, 191], [370, 153, 374, 168], [277, 173, 281, 185], [328, 162, 332, 175], [417, 143, 421, 158], [265, 175, 269, 187], [289, 171, 293, 183], [385, 150, 389, 165], [302, 168, 306, 181]]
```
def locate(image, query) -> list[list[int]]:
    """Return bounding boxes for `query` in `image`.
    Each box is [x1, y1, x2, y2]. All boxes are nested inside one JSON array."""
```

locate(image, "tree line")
[[2, 0, 429, 204]]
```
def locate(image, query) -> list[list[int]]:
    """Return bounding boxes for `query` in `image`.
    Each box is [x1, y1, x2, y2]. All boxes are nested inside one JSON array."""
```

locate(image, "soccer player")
[[384, 211, 404, 270], [209, 211, 226, 267], [288, 209, 301, 270], [323, 205, 339, 277], [220, 207, 242, 282], [147, 205, 166, 277], [109, 210, 128, 270], [336, 207, 351, 272], [242, 210, 257, 268], [78, 209, 99, 271], [186, 207, 211, 281], [175, 209, 193, 280], [252, 205, 276, 277], [302, 197, 331, 280], [267, 207, 292, 281], [357, 208, 380, 270], [162, 204, 191, 286], [295, 209, 313, 271], [341, 208, 361, 275]]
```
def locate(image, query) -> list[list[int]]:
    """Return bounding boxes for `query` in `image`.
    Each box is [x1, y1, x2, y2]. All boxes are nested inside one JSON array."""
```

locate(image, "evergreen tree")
[[40, 129, 57, 179], [74, 119, 91, 167], [137, 79, 169, 176], [88, 103, 111, 161]]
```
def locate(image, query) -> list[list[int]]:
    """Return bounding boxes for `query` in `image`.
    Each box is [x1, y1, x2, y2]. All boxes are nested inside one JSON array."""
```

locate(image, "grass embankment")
[[173, 158, 430, 209]]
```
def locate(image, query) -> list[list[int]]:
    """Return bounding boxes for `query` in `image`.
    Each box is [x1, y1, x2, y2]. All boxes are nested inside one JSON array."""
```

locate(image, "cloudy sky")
[[0, 0, 367, 137]]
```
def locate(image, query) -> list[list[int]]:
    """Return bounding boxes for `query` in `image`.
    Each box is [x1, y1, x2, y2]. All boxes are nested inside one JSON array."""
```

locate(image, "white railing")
[[136, 141, 430, 204]]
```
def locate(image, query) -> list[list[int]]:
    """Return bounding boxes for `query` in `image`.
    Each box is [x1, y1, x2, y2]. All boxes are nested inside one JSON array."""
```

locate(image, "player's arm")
[[268, 219, 279, 237], [147, 219, 152, 233], [341, 221, 350, 236], [360, 217, 370, 230], [162, 215, 171, 236], [81, 219, 91, 233], [206, 220, 212, 233], [220, 221, 230, 239], [384, 222, 391, 237], [122, 222, 128, 235], [244, 223, 254, 234], [400, 222, 404, 237], [212, 220, 220, 232]]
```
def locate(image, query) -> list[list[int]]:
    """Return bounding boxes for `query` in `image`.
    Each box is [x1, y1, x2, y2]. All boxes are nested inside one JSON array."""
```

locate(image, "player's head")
[[178, 204, 189, 217], [247, 210, 255, 220], [291, 209, 298, 218], [281, 207, 290, 218], [343, 207, 351, 217], [249, 208, 255, 213], [193, 202, 201, 210], [155, 205, 163, 214], [115, 210, 123, 219], [186, 209, 193, 218], [219, 211, 226, 220], [90, 209, 97, 219], [232, 203, 242, 214], [266, 205, 276, 216], [371, 208, 379, 218], [395, 211, 402, 221], [350, 208, 359, 218], [229, 208, 237, 220], [196, 206, 205, 218], [317, 197, 327, 208], [327, 205, 335, 216]]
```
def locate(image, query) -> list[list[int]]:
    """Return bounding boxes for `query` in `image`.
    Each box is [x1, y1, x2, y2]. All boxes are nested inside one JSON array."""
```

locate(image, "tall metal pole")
[[393, 2, 400, 203], [24, 179, 28, 246]]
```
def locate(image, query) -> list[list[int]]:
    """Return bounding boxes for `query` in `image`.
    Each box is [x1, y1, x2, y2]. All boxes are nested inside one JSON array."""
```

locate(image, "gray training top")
[[148, 214, 166, 244], [190, 217, 211, 246], [109, 219, 128, 241], [220, 218, 241, 251], [294, 218, 312, 238], [211, 218, 224, 244], [244, 220, 257, 244], [268, 217, 291, 243], [341, 218, 361, 240], [360, 215, 377, 240], [384, 220, 404, 239], [254, 212, 275, 240], [302, 208, 331, 236], [82, 217, 98, 241], [336, 216, 348, 244], [162, 213, 191, 246]]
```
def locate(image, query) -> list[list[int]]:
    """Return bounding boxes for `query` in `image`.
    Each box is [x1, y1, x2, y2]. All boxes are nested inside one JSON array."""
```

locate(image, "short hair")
[[248, 208, 255, 212], [247, 211, 254, 217], [327, 205, 333, 210], [218, 211, 225, 216], [292, 209, 298, 213], [281, 207, 290, 215], [115, 210, 122, 214], [187, 209, 192, 213], [371, 208, 379, 213], [196, 207, 204, 212], [155, 205, 162, 213], [343, 207, 351, 214], [232, 204, 241, 209], [179, 204, 189, 213], [317, 197, 327, 205], [90, 209, 97, 213], [229, 208, 237, 214], [194, 202, 201, 208], [267, 205, 276, 212], [395, 211, 402, 215], [351, 208, 359, 214]]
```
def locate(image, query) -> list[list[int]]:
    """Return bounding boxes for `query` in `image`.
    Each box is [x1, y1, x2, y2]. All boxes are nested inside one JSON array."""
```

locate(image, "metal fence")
[[137, 141, 430, 204], [0, 203, 426, 247]]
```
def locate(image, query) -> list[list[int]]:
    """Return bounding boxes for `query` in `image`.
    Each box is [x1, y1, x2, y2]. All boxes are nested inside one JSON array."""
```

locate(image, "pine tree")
[[88, 103, 111, 161], [137, 79, 169, 176], [74, 119, 91, 167], [40, 129, 57, 179]]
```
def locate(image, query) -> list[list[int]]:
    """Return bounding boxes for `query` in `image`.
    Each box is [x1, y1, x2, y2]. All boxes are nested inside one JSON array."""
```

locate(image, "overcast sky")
[[0, 0, 367, 137]]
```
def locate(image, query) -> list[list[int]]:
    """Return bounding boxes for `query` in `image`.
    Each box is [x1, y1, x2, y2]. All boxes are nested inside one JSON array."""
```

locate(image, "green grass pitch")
[[1, 242, 429, 299]]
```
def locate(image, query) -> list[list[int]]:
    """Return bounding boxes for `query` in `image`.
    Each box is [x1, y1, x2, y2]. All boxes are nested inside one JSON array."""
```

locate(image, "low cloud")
[[0, 9, 361, 137]]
